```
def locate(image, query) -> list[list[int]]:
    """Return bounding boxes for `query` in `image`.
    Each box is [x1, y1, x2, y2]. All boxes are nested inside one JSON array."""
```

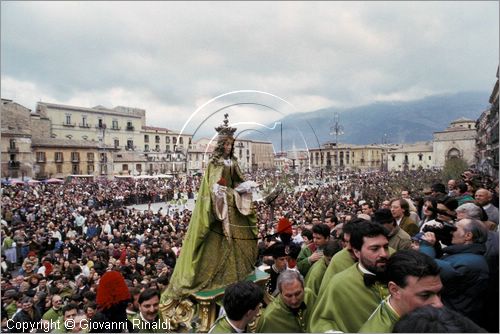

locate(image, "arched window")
[[447, 148, 461, 159]]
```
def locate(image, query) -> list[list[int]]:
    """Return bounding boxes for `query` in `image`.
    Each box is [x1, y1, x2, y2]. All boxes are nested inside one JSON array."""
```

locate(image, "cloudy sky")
[[1, 1, 498, 136]]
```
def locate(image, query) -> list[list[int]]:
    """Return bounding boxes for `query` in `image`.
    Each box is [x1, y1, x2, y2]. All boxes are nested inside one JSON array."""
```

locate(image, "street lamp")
[[330, 113, 344, 181]]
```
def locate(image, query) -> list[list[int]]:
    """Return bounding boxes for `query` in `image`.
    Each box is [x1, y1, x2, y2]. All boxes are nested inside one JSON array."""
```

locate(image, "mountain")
[[244, 91, 491, 150]]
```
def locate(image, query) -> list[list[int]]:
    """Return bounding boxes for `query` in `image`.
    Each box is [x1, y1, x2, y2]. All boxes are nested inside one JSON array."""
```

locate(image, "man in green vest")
[[304, 239, 342, 295], [360, 249, 443, 332], [309, 221, 390, 333], [2, 290, 18, 319], [257, 270, 316, 333], [209, 281, 263, 333], [42, 294, 63, 322], [296, 224, 330, 277]]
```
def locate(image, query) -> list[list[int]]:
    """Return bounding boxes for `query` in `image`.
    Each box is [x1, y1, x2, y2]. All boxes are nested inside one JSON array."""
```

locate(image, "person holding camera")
[[418, 218, 489, 329]]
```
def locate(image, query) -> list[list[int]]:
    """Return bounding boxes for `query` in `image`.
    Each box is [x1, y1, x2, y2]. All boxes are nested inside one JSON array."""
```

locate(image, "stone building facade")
[[308, 143, 386, 172], [31, 138, 115, 179], [1, 99, 276, 179], [476, 67, 499, 176], [387, 142, 434, 171], [432, 118, 477, 168], [250, 140, 275, 170], [1, 99, 34, 179]]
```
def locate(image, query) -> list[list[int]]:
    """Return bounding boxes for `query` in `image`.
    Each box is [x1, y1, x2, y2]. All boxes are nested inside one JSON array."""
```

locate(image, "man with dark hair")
[[310, 221, 390, 332], [390, 198, 419, 236], [393, 305, 487, 333], [300, 229, 313, 248], [209, 281, 263, 333], [126, 287, 142, 321], [456, 182, 474, 205], [52, 303, 78, 333], [296, 224, 330, 277], [373, 208, 411, 251], [262, 242, 288, 297], [257, 270, 315, 333], [10, 296, 42, 333], [361, 202, 374, 217], [431, 183, 447, 199], [304, 239, 342, 295], [131, 289, 162, 333], [420, 218, 490, 328], [360, 250, 443, 332], [317, 218, 369, 295]]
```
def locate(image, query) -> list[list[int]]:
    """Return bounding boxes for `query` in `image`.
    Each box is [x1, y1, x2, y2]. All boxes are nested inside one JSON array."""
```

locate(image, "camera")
[[422, 221, 457, 246]]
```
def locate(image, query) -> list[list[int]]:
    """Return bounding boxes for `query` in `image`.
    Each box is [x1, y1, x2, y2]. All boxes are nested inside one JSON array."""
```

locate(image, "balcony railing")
[[110, 126, 121, 130], [63, 122, 76, 127], [8, 147, 19, 153], [126, 126, 135, 131], [8, 161, 20, 169], [71, 157, 80, 163], [79, 123, 91, 128]]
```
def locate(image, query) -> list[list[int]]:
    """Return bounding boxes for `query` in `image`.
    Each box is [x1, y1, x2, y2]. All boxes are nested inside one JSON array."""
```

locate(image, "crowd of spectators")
[[1, 167, 498, 332]]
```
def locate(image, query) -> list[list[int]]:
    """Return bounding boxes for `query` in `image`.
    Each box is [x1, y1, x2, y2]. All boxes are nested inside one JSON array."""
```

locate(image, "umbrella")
[[10, 179, 25, 186], [28, 179, 41, 185], [44, 178, 64, 184]]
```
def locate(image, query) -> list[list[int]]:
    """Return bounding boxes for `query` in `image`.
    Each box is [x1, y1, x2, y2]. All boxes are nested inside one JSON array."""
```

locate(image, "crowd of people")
[[1, 163, 498, 332]]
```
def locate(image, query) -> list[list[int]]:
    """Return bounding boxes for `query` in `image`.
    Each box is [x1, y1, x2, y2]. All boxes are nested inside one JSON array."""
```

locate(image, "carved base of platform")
[[159, 297, 196, 332], [159, 269, 270, 333]]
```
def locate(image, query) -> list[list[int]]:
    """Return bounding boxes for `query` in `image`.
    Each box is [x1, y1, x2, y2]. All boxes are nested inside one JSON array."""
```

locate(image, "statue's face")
[[223, 139, 233, 157]]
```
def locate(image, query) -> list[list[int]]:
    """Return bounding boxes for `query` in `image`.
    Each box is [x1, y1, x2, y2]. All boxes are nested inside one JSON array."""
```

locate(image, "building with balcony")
[[31, 138, 115, 179], [1, 99, 34, 179], [36, 102, 145, 151], [309, 143, 387, 172]]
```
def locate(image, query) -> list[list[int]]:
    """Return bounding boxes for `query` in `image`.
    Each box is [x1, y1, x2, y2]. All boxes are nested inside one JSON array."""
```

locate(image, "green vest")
[[42, 307, 62, 322]]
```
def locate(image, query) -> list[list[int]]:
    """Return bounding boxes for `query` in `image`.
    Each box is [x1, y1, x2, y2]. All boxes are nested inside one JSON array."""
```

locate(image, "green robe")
[[359, 297, 400, 333], [296, 246, 313, 276], [304, 257, 328, 296], [209, 316, 245, 333], [256, 287, 316, 333], [161, 158, 258, 301], [318, 247, 396, 297], [309, 263, 388, 333], [317, 248, 355, 296]]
